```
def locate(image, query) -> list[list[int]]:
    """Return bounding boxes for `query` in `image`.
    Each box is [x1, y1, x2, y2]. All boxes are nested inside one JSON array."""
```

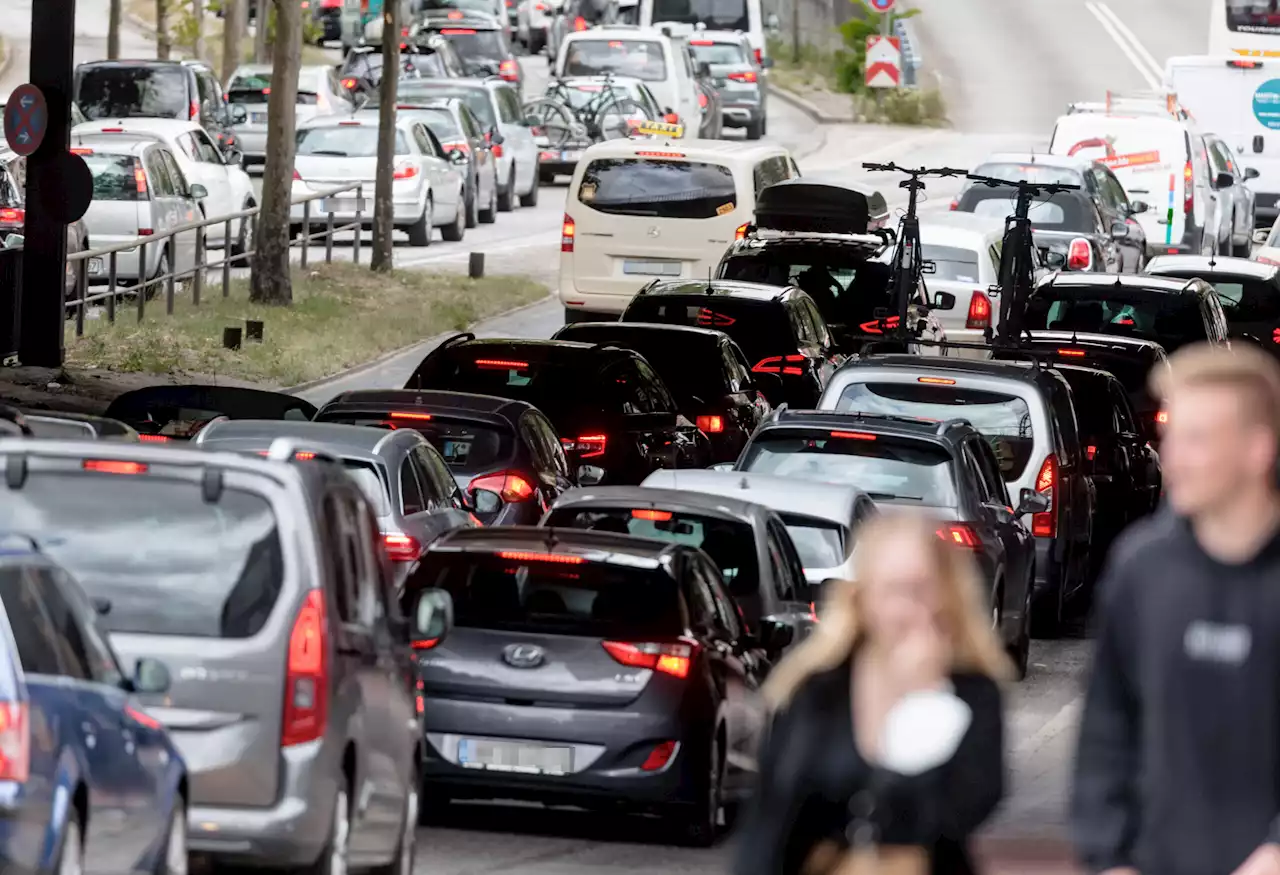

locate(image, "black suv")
[[1143, 255, 1280, 356], [102, 385, 318, 441], [404, 335, 710, 484], [419, 11, 520, 84], [621, 280, 844, 409], [552, 322, 776, 463], [339, 35, 467, 100], [730, 408, 1040, 677]]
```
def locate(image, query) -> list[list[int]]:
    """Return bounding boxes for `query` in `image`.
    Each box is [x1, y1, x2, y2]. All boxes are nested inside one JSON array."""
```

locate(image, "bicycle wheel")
[[523, 99, 578, 149], [594, 97, 642, 140]]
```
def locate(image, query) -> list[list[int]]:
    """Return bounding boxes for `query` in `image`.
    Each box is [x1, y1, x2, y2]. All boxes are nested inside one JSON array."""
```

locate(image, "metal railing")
[[893, 17, 922, 88], [64, 183, 368, 337]]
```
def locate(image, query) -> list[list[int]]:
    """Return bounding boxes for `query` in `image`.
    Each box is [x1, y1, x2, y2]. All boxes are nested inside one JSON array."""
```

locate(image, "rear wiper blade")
[[306, 150, 350, 157], [865, 491, 924, 501]]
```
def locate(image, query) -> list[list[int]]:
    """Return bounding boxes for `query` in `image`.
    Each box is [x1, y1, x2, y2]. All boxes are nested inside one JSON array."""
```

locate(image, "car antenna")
[[706, 266, 714, 294]]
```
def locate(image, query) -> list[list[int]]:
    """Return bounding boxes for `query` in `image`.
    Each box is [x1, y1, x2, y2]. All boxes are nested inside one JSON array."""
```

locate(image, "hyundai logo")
[[502, 644, 545, 668]]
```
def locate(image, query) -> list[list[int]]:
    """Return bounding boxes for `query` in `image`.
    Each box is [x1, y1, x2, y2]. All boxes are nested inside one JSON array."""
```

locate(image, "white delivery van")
[[1166, 54, 1280, 225], [638, 0, 767, 67], [1049, 111, 1220, 257]]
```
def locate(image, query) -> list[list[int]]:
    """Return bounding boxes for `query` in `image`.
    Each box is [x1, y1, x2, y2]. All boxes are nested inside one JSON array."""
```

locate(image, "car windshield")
[[564, 40, 667, 82], [971, 163, 1084, 186], [1023, 288, 1208, 352], [578, 158, 737, 219], [835, 382, 1036, 480], [652, 0, 749, 31], [921, 244, 983, 283], [740, 431, 959, 505], [83, 153, 143, 202], [316, 412, 516, 475], [777, 513, 848, 569], [395, 84, 496, 128], [959, 188, 1093, 233], [296, 125, 408, 157], [688, 41, 748, 65], [622, 298, 783, 365], [436, 30, 506, 75], [545, 507, 761, 599], [0, 473, 284, 638], [78, 65, 188, 120]]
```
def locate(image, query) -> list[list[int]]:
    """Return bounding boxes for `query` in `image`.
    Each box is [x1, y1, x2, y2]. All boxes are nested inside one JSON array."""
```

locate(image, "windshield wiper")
[[305, 150, 351, 157], [865, 491, 924, 501]]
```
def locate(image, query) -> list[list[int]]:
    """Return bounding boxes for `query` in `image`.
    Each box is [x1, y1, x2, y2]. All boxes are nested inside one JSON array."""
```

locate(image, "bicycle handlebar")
[[861, 162, 969, 178], [963, 173, 1081, 195]]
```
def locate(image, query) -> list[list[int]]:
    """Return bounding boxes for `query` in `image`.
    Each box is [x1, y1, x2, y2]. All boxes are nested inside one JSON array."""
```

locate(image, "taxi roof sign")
[[631, 119, 684, 139]]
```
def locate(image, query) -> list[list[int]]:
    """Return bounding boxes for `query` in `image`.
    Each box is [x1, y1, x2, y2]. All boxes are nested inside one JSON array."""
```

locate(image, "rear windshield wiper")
[[865, 491, 924, 501], [304, 150, 351, 157]]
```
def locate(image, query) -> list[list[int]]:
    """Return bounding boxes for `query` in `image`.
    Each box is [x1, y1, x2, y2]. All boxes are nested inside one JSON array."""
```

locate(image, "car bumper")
[[1031, 537, 1059, 599], [290, 185, 422, 225], [719, 97, 763, 127], [558, 284, 634, 316], [234, 129, 269, 159]]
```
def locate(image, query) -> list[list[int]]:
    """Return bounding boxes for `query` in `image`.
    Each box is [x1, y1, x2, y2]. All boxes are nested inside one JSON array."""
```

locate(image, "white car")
[[291, 115, 467, 246], [1253, 216, 1280, 266], [517, 0, 561, 53], [73, 118, 257, 252], [226, 64, 353, 169], [915, 212, 1013, 346]]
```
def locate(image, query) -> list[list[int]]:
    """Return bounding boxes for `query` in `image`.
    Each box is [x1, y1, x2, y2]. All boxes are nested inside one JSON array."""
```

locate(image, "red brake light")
[[727, 70, 758, 83], [383, 533, 422, 563], [190, 99, 199, 120], [752, 354, 805, 376], [1229, 59, 1262, 68], [663, 112, 680, 124], [0, 208, 24, 225], [573, 15, 587, 29], [136, 434, 169, 443], [560, 434, 607, 458], [125, 706, 162, 731], [493, 143, 504, 158], [735, 223, 749, 241], [341, 78, 358, 90], [82, 460, 147, 475], [858, 315, 900, 335], [917, 376, 956, 385], [338, 120, 362, 126], [469, 470, 536, 503], [1032, 454, 1057, 538], [698, 92, 708, 109], [70, 147, 94, 155], [393, 161, 419, 180], [936, 523, 980, 548], [474, 358, 529, 370], [1067, 238, 1092, 271], [1184, 161, 1194, 214], [497, 550, 585, 564], [99, 127, 126, 133], [635, 151, 686, 158], [689, 39, 715, 45], [965, 290, 991, 329], [696, 308, 736, 327], [948, 198, 959, 210], [562, 214, 575, 252], [753, 48, 763, 65], [294, 452, 317, 461], [632, 508, 673, 521], [696, 415, 724, 433], [830, 431, 876, 440], [412, 638, 439, 650], [390, 411, 432, 421], [293, 169, 303, 181], [1057, 348, 1086, 357], [602, 640, 696, 678], [1086, 445, 1097, 461], [641, 740, 677, 771], [0, 703, 29, 783], [440, 28, 477, 33], [1156, 410, 1169, 425], [133, 159, 148, 195], [282, 590, 329, 747]]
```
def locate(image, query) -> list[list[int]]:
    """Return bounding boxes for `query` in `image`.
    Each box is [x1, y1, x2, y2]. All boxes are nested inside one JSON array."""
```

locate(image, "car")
[[0, 148, 92, 298], [313, 389, 578, 525], [0, 539, 188, 875], [516, 0, 560, 53], [338, 37, 468, 101], [192, 418, 479, 576], [226, 64, 354, 169], [552, 321, 774, 462], [408, 525, 777, 845], [71, 137, 205, 287], [75, 59, 238, 153], [819, 356, 1096, 638], [73, 118, 257, 253], [102, 384, 318, 441], [395, 78, 540, 210], [638, 0, 771, 72], [639, 469, 875, 592], [419, 10, 522, 87], [534, 74, 666, 183], [0, 437, 434, 872], [562, 139, 798, 320], [404, 335, 711, 482], [1254, 215, 1280, 266], [543, 482, 817, 635], [957, 151, 1152, 272], [694, 76, 724, 139], [1020, 272, 1230, 354], [291, 114, 467, 246], [1143, 254, 1280, 353], [18, 409, 142, 441], [620, 279, 846, 409], [1204, 132, 1259, 257], [686, 31, 768, 139]]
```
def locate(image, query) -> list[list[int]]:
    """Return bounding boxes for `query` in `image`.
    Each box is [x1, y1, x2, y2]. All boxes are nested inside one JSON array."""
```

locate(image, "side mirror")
[[225, 148, 245, 166], [190, 183, 209, 200], [412, 588, 455, 645], [932, 290, 956, 310], [1246, 166, 1261, 180], [230, 104, 249, 124], [1014, 487, 1050, 516], [576, 464, 606, 486], [1255, 228, 1271, 245], [757, 617, 795, 654], [920, 259, 936, 275], [448, 148, 468, 165], [131, 657, 172, 694], [761, 56, 774, 69], [1045, 251, 1067, 270], [1216, 171, 1235, 189], [91, 596, 112, 616], [2, 234, 22, 249], [697, 61, 713, 79], [1110, 221, 1131, 240], [1128, 200, 1149, 214], [491, 129, 505, 145]]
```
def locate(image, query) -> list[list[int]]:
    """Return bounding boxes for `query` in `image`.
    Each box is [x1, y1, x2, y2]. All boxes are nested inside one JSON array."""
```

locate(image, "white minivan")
[[638, 0, 768, 67], [560, 134, 797, 320]]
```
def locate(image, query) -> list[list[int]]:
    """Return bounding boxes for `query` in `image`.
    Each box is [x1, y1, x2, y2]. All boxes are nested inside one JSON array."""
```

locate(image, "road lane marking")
[[1085, 1, 1164, 90], [1017, 696, 1082, 759]]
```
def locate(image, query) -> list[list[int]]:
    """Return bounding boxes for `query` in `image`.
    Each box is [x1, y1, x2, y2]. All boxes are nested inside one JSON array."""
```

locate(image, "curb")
[[282, 291, 556, 396], [767, 82, 854, 125]]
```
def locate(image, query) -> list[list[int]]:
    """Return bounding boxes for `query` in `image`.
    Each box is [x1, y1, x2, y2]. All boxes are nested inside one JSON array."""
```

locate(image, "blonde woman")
[[732, 512, 1009, 875]]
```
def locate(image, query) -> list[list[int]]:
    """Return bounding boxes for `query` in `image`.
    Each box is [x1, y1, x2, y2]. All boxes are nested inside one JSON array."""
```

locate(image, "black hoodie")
[[1072, 510, 1280, 875]]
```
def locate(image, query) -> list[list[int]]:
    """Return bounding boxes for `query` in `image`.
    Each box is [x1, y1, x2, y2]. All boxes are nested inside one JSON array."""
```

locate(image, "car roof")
[[192, 419, 414, 463], [422, 9, 502, 27], [565, 27, 674, 42], [1039, 272, 1203, 294], [552, 484, 767, 523], [918, 214, 1005, 243], [843, 353, 1056, 385], [641, 470, 864, 525], [559, 75, 648, 89], [687, 30, 750, 42], [580, 136, 790, 161], [1022, 330, 1167, 355], [1145, 254, 1279, 280], [78, 59, 191, 69], [69, 137, 154, 156], [428, 525, 685, 570], [638, 278, 794, 303], [556, 321, 726, 345], [299, 114, 417, 131], [757, 407, 962, 442], [320, 389, 537, 421], [73, 118, 201, 138]]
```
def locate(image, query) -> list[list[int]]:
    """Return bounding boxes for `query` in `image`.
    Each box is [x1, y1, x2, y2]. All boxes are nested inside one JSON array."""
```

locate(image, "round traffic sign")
[[869, 0, 895, 11], [3, 84, 48, 158]]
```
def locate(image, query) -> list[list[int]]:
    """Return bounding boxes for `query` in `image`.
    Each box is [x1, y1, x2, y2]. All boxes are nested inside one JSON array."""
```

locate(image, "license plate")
[[250, 112, 268, 123], [623, 259, 681, 276], [88, 257, 104, 276], [560, 150, 581, 162], [457, 738, 572, 775], [319, 197, 368, 214]]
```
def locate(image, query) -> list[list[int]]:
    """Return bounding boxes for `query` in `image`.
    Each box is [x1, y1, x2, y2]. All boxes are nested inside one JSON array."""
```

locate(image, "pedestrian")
[[732, 512, 1009, 875], [1071, 343, 1280, 875]]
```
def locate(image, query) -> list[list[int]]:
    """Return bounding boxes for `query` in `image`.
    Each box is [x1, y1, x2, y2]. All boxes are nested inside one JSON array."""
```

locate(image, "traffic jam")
[[6, 0, 1280, 870]]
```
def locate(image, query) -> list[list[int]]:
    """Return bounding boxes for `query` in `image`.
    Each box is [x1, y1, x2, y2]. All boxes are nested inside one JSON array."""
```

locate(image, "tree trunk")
[[221, 0, 245, 83], [252, 0, 269, 63], [193, 0, 206, 60], [156, 0, 172, 59], [107, 0, 123, 58], [370, 0, 402, 272], [250, 0, 303, 305]]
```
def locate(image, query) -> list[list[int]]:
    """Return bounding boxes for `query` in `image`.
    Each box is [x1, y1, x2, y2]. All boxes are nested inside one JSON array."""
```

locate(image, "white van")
[[553, 28, 702, 136], [637, 0, 768, 67], [1165, 55, 1280, 225], [1049, 111, 1221, 257], [560, 133, 798, 320]]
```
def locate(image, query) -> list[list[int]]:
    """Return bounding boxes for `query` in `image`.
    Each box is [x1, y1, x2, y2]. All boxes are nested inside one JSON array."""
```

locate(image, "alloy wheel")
[[166, 804, 188, 875], [330, 788, 351, 875]]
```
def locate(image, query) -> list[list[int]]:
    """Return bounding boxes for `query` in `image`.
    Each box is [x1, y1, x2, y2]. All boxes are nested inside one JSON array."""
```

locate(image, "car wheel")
[[1008, 581, 1031, 681], [157, 798, 188, 875], [1031, 562, 1065, 639], [143, 249, 171, 299], [372, 781, 418, 875], [498, 166, 516, 212], [407, 197, 432, 247], [539, 168, 556, 185], [304, 780, 352, 875], [441, 192, 466, 242], [55, 811, 84, 875], [479, 175, 498, 224], [675, 733, 723, 848], [465, 178, 479, 229], [520, 169, 540, 207], [745, 119, 763, 140]]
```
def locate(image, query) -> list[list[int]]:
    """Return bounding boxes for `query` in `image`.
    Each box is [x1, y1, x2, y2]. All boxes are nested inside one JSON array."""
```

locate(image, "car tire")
[[540, 168, 556, 185], [674, 732, 723, 848], [55, 809, 84, 875], [407, 197, 433, 247], [531, 32, 545, 53], [479, 176, 498, 224], [1008, 581, 1031, 681], [520, 170, 540, 207], [498, 167, 516, 212], [745, 119, 763, 140], [156, 797, 188, 874], [442, 192, 466, 242], [372, 780, 418, 875], [231, 202, 254, 258], [303, 778, 352, 875], [465, 178, 479, 229]]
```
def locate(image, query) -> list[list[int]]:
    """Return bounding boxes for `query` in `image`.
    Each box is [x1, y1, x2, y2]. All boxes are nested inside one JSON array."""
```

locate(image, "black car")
[[1143, 255, 1280, 354], [958, 152, 1151, 272], [1020, 272, 1229, 354], [620, 280, 845, 409], [404, 336, 710, 484], [552, 322, 775, 463], [102, 385, 318, 441], [419, 11, 521, 85], [728, 408, 1040, 677], [314, 389, 576, 525], [408, 526, 777, 845]]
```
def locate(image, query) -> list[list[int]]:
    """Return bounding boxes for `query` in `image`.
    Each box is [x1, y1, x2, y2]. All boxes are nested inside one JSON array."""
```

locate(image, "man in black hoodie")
[[1072, 342, 1280, 875]]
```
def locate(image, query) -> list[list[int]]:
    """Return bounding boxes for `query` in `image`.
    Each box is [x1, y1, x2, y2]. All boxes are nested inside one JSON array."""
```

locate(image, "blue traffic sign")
[[3, 84, 48, 158], [869, 0, 895, 11]]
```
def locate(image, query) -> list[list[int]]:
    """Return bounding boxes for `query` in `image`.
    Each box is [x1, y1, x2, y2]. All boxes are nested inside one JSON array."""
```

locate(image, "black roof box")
[[754, 179, 889, 235]]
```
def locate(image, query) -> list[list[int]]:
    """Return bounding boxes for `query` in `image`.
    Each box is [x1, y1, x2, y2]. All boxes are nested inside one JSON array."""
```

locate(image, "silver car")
[[227, 64, 353, 169], [686, 31, 769, 139]]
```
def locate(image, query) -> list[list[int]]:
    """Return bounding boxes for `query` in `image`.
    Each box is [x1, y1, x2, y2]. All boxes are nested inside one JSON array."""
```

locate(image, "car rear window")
[[228, 74, 319, 106], [921, 244, 982, 283], [778, 513, 848, 569], [563, 39, 667, 82], [395, 84, 496, 128], [78, 65, 189, 120], [83, 153, 143, 202], [406, 109, 462, 142], [971, 163, 1084, 186], [0, 473, 284, 638], [342, 461, 391, 516], [317, 412, 515, 474], [556, 328, 726, 404], [622, 298, 784, 365], [688, 41, 748, 65], [1023, 290, 1207, 352], [653, 0, 749, 30], [740, 430, 959, 505], [578, 158, 737, 220], [435, 29, 506, 75], [296, 125, 408, 157], [1151, 273, 1280, 323], [410, 353, 604, 420], [417, 553, 682, 638], [959, 189, 1092, 233], [545, 507, 760, 598], [834, 382, 1036, 480]]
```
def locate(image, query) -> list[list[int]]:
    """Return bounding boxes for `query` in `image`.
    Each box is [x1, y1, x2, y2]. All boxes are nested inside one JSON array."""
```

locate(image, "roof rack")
[[1067, 90, 1192, 121]]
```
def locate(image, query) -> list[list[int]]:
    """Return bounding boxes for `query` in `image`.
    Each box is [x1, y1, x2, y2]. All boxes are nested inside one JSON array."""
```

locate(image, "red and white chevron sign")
[[866, 36, 901, 88]]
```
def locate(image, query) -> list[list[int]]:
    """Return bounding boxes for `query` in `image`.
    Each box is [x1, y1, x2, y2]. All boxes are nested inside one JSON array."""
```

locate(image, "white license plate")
[[319, 197, 368, 214], [250, 112, 268, 123], [623, 260, 681, 276], [457, 739, 572, 775], [87, 257, 105, 276], [560, 150, 581, 162]]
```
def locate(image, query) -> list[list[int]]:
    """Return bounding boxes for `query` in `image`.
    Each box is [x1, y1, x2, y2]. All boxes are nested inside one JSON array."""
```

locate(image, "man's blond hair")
[[1151, 342, 1280, 436]]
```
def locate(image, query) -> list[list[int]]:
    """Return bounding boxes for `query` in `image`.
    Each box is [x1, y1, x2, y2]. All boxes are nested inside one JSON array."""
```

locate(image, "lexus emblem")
[[502, 644, 545, 668], [647, 226, 661, 238]]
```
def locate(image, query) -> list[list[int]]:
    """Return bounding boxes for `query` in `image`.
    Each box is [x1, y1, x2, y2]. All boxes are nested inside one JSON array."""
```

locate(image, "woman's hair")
[[762, 511, 1012, 709]]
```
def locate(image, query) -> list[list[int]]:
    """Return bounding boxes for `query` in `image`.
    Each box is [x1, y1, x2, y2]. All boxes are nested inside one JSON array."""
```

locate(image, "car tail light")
[[573, 15, 587, 29], [1156, 410, 1169, 425], [138, 229, 154, 236], [753, 48, 763, 65], [136, 434, 169, 443], [696, 415, 724, 433], [1032, 454, 1057, 538], [1229, 59, 1263, 68], [412, 638, 439, 650], [390, 410, 432, 421], [133, 159, 148, 196], [341, 77, 358, 90], [936, 523, 980, 548], [1067, 238, 1092, 271], [561, 214, 575, 252], [735, 223, 749, 240], [493, 143, 504, 158], [99, 127, 126, 133], [1184, 160, 1194, 214], [1057, 348, 1086, 357], [830, 431, 876, 440], [698, 92, 708, 109], [282, 589, 329, 747], [499, 59, 519, 81], [641, 740, 677, 771], [190, 99, 199, 120], [0, 702, 29, 782], [293, 169, 302, 181], [696, 308, 736, 327], [0, 208, 23, 225], [602, 640, 697, 678], [560, 434, 607, 458], [70, 147, 94, 155], [497, 550, 584, 564], [948, 199, 958, 210], [83, 460, 147, 475], [858, 315, 900, 334], [966, 290, 991, 329], [663, 112, 680, 125], [443, 140, 471, 154], [753, 354, 805, 376], [917, 376, 955, 385], [440, 28, 477, 34], [474, 358, 529, 369], [1086, 445, 1097, 461], [728, 70, 758, 83], [383, 533, 421, 562], [1259, 255, 1280, 267], [632, 509, 673, 521], [469, 470, 536, 503], [393, 161, 419, 180]]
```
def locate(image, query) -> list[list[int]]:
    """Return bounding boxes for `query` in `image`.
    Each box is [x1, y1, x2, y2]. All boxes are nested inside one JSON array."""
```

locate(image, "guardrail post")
[[353, 185, 363, 266], [326, 210, 335, 264], [223, 218, 234, 298], [74, 259, 86, 338], [107, 252, 117, 324], [165, 239, 176, 316], [301, 200, 311, 270], [193, 228, 205, 308], [137, 240, 149, 322]]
